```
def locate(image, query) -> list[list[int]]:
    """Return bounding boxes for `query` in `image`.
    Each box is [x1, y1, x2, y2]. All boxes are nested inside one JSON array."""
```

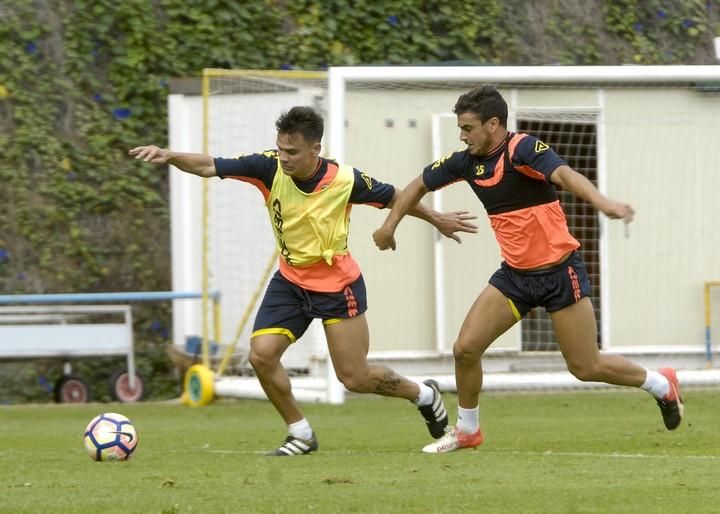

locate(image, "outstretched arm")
[[551, 165, 634, 222], [374, 176, 477, 250], [398, 190, 477, 244], [129, 145, 217, 178], [373, 176, 426, 250]]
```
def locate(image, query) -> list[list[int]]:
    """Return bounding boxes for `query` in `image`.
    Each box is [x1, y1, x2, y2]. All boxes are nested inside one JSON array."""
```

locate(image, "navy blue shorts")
[[252, 271, 368, 342], [488, 251, 591, 319]]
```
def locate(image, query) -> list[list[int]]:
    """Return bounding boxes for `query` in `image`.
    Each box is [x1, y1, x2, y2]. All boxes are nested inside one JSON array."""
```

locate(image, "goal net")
[[201, 70, 327, 360], [193, 66, 720, 400]]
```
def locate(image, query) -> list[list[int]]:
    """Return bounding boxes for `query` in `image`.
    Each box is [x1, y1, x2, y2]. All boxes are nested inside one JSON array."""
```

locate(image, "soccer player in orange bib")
[[373, 85, 683, 453], [130, 106, 479, 455]]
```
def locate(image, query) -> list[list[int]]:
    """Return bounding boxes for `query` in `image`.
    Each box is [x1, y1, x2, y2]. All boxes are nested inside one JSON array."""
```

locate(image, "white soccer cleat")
[[422, 426, 484, 454]]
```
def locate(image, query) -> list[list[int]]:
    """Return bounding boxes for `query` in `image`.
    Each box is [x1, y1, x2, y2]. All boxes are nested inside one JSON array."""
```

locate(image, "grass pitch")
[[1, 389, 719, 513]]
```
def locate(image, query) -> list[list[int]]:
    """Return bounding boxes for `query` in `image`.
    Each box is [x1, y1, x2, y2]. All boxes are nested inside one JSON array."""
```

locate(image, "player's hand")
[[434, 210, 478, 243], [603, 201, 634, 223], [129, 145, 170, 164], [373, 226, 397, 251]]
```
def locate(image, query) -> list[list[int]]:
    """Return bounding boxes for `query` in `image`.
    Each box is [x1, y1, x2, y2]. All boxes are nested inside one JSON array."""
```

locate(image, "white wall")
[[168, 94, 203, 349]]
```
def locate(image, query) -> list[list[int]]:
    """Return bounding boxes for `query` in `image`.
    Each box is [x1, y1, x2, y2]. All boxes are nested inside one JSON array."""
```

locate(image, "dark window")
[[517, 119, 601, 351]]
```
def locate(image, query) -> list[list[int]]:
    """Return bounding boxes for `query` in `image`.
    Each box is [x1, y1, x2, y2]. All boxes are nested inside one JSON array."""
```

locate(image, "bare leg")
[[324, 314, 419, 400], [454, 285, 518, 408], [550, 297, 645, 386], [249, 333, 304, 424]]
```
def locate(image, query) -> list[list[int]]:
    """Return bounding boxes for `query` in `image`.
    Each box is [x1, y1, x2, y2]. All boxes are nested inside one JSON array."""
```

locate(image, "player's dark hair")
[[275, 106, 324, 143], [453, 85, 508, 127]]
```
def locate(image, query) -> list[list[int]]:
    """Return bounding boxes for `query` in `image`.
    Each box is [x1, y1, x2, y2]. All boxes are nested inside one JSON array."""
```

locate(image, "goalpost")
[[177, 65, 720, 405], [195, 69, 346, 403]]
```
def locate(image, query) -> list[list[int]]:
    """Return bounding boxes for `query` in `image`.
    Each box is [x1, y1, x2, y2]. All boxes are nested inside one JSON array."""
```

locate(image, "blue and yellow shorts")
[[252, 271, 368, 342], [489, 251, 592, 320]]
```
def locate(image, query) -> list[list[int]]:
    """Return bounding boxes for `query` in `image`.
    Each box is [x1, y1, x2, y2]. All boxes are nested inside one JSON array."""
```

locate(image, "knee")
[[453, 339, 483, 365], [248, 346, 278, 374], [566, 359, 600, 382], [336, 370, 370, 393], [339, 375, 363, 393]]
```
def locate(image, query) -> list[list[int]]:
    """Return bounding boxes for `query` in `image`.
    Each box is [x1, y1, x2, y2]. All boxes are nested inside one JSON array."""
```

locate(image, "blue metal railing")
[[0, 290, 223, 368], [0, 291, 221, 304]]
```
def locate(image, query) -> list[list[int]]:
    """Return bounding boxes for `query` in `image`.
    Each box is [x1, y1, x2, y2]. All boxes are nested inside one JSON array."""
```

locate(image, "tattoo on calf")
[[374, 369, 401, 394]]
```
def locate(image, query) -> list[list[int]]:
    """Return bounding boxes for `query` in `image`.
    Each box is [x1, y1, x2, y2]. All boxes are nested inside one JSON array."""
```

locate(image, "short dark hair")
[[453, 85, 508, 127], [275, 106, 324, 142]]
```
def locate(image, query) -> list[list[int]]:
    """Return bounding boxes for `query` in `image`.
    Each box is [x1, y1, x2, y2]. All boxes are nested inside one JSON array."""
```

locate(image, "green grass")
[[2, 389, 720, 513]]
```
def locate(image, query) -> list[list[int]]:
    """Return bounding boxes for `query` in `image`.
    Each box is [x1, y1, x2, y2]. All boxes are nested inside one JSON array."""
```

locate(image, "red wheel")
[[54, 375, 91, 403], [109, 369, 146, 402]]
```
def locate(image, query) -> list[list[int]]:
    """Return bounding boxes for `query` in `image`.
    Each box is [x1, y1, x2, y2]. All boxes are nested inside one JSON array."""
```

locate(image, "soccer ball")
[[83, 412, 138, 461]]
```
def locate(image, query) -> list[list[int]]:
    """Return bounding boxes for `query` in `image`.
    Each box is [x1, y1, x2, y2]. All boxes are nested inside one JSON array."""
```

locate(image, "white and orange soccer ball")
[[83, 412, 138, 461]]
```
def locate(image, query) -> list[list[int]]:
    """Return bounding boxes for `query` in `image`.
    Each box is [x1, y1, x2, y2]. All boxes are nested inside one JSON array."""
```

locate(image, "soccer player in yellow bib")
[[130, 106, 478, 456]]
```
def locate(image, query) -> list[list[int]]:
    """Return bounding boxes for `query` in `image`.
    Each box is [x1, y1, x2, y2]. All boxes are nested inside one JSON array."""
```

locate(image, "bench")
[[0, 305, 137, 402]]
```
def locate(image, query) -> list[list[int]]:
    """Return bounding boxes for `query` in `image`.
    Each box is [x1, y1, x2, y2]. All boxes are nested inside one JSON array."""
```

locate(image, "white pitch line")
[[199, 448, 720, 460], [484, 448, 720, 461]]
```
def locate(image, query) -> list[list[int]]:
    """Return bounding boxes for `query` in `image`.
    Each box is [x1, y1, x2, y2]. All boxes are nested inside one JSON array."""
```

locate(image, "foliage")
[[1, 0, 719, 402], [603, 0, 715, 63]]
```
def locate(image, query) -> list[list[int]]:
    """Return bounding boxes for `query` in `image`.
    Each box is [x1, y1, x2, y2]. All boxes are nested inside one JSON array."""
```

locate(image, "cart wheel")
[[184, 364, 215, 407], [109, 369, 146, 403], [54, 375, 91, 403]]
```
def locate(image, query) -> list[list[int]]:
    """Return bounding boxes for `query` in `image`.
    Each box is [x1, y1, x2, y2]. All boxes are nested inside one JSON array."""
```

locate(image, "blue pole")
[[0, 291, 221, 304], [706, 326, 713, 367]]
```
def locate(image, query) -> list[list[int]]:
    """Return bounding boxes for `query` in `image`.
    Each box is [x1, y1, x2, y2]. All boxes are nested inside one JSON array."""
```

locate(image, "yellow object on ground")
[[183, 364, 215, 407]]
